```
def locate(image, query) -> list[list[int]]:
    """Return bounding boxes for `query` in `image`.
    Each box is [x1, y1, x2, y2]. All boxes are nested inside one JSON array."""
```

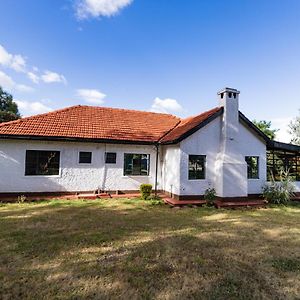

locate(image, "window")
[[79, 152, 92, 164], [267, 150, 300, 181], [25, 150, 60, 176], [105, 152, 116, 164], [124, 154, 150, 176], [188, 155, 206, 180], [245, 156, 259, 179]]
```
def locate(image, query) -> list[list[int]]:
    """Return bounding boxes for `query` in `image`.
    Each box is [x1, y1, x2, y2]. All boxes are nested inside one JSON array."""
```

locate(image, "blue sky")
[[0, 0, 300, 142]]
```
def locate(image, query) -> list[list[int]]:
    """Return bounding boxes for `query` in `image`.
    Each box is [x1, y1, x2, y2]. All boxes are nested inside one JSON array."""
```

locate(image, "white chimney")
[[218, 87, 240, 156], [215, 87, 248, 198]]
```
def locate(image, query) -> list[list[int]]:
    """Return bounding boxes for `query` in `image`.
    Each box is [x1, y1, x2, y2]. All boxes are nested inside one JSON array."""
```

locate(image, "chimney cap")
[[217, 87, 240, 95]]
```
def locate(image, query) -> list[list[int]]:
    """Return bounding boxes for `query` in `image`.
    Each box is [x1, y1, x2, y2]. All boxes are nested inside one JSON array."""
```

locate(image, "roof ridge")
[[0, 104, 181, 129], [180, 107, 221, 122], [78, 104, 181, 118], [0, 105, 82, 128]]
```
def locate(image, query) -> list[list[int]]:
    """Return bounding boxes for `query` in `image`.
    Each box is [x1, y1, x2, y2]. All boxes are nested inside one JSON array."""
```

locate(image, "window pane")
[[105, 152, 116, 164], [188, 155, 206, 180], [132, 154, 141, 175], [245, 156, 259, 179], [124, 153, 150, 176], [25, 150, 60, 176], [124, 154, 133, 175], [79, 152, 92, 164]]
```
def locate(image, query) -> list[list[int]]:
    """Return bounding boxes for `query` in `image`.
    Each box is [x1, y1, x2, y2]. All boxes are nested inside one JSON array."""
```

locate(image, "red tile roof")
[[0, 105, 223, 144], [160, 107, 222, 143]]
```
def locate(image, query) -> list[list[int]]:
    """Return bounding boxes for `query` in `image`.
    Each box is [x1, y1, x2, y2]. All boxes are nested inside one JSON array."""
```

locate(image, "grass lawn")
[[0, 199, 300, 299]]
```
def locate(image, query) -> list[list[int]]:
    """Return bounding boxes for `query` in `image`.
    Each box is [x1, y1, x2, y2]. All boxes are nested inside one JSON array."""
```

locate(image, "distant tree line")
[[289, 110, 300, 145], [253, 114, 300, 145]]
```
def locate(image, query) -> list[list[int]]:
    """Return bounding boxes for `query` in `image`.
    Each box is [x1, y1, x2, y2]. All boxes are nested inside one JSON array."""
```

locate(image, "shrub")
[[149, 199, 163, 206], [262, 170, 295, 204], [17, 195, 27, 203], [140, 184, 152, 200], [204, 187, 216, 205]]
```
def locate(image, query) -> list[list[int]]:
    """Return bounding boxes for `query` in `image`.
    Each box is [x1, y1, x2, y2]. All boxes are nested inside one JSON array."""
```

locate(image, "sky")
[[0, 0, 300, 142]]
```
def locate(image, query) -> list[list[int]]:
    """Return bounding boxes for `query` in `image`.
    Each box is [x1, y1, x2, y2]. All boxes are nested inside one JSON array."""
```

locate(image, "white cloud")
[[77, 88, 106, 104], [10, 55, 26, 73], [269, 117, 293, 143], [0, 44, 66, 86], [41, 70, 67, 84], [0, 70, 15, 89], [151, 97, 183, 114], [0, 45, 26, 72], [27, 72, 40, 84], [15, 100, 53, 116], [0, 71, 34, 93], [16, 84, 34, 93], [75, 0, 133, 19]]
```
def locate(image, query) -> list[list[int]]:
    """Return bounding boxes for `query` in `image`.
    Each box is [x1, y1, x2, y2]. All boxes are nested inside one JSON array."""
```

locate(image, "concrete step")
[[214, 199, 267, 209], [163, 197, 207, 207]]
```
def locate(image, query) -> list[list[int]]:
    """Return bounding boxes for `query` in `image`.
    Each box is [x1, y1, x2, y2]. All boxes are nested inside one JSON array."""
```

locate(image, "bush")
[[204, 187, 216, 205], [262, 170, 295, 204], [140, 184, 152, 200], [17, 195, 27, 203]]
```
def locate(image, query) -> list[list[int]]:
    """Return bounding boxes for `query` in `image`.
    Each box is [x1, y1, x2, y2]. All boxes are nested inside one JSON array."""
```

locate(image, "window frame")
[[188, 154, 206, 180], [123, 153, 150, 176], [245, 156, 259, 179], [25, 150, 61, 177], [105, 152, 117, 164], [78, 151, 92, 164]]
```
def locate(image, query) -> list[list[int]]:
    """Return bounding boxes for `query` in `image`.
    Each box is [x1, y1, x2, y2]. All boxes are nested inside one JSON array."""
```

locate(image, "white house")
[[0, 87, 299, 200]]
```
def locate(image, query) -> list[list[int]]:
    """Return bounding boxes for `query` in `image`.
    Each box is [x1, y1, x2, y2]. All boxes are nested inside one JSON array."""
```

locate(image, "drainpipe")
[[154, 143, 159, 197]]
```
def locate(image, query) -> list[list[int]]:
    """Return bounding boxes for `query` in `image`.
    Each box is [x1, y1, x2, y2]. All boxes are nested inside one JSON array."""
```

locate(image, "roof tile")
[[0, 105, 222, 144]]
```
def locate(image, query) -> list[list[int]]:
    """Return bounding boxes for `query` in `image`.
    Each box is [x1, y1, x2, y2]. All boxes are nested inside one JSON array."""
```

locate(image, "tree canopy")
[[252, 120, 278, 140], [0, 87, 21, 123], [289, 110, 300, 145]]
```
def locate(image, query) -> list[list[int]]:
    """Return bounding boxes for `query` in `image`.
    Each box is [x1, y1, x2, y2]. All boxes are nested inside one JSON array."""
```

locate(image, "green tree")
[[288, 110, 300, 145], [0, 87, 21, 123], [253, 120, 278, 140]]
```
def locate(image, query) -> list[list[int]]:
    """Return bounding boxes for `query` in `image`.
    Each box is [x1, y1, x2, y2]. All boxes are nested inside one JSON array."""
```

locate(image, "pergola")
[[267, 141, 300, 181]]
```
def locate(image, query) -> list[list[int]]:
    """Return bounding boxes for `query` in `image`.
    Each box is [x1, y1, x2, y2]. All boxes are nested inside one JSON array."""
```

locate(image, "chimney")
[[215, 87, 248, 198], [218, 87, 240, 146]]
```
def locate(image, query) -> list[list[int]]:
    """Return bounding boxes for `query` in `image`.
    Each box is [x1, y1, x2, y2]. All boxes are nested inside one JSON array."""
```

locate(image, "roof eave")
[[0, 134, 157, 146], [238, 112, 270, 143], [267, 140, 300, 153], [239, 112, 300, 153]]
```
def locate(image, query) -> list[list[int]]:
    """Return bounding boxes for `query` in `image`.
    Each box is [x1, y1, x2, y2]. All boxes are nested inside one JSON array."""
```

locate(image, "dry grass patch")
[[0, 199, 299, 299]]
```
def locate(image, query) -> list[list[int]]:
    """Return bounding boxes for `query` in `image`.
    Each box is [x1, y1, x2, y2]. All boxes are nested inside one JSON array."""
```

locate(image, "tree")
[[288, 110, 300, 145], [0, 87, 21, 123], [252, 120, 278, 140]]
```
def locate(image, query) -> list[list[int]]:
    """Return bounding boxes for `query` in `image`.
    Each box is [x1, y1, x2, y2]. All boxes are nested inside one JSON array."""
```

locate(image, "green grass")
[[0, 198, 299, 299]]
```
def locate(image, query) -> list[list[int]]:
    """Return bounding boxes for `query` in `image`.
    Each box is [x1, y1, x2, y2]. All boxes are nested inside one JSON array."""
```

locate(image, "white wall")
[[0, 139, 160, 193], [179, 116, 222, 196], [161, 145, 181, 196], [173, 117, 267, 196], [238, 122, 267, 194], [0, 129, 297, 196]]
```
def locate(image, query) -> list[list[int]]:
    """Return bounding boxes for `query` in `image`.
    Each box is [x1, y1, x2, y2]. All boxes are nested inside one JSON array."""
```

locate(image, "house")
[[0, 87, 299, 200]]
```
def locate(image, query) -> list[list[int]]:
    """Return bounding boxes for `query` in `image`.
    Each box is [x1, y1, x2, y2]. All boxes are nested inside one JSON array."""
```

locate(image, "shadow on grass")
[[0, 200, 299, 299]]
